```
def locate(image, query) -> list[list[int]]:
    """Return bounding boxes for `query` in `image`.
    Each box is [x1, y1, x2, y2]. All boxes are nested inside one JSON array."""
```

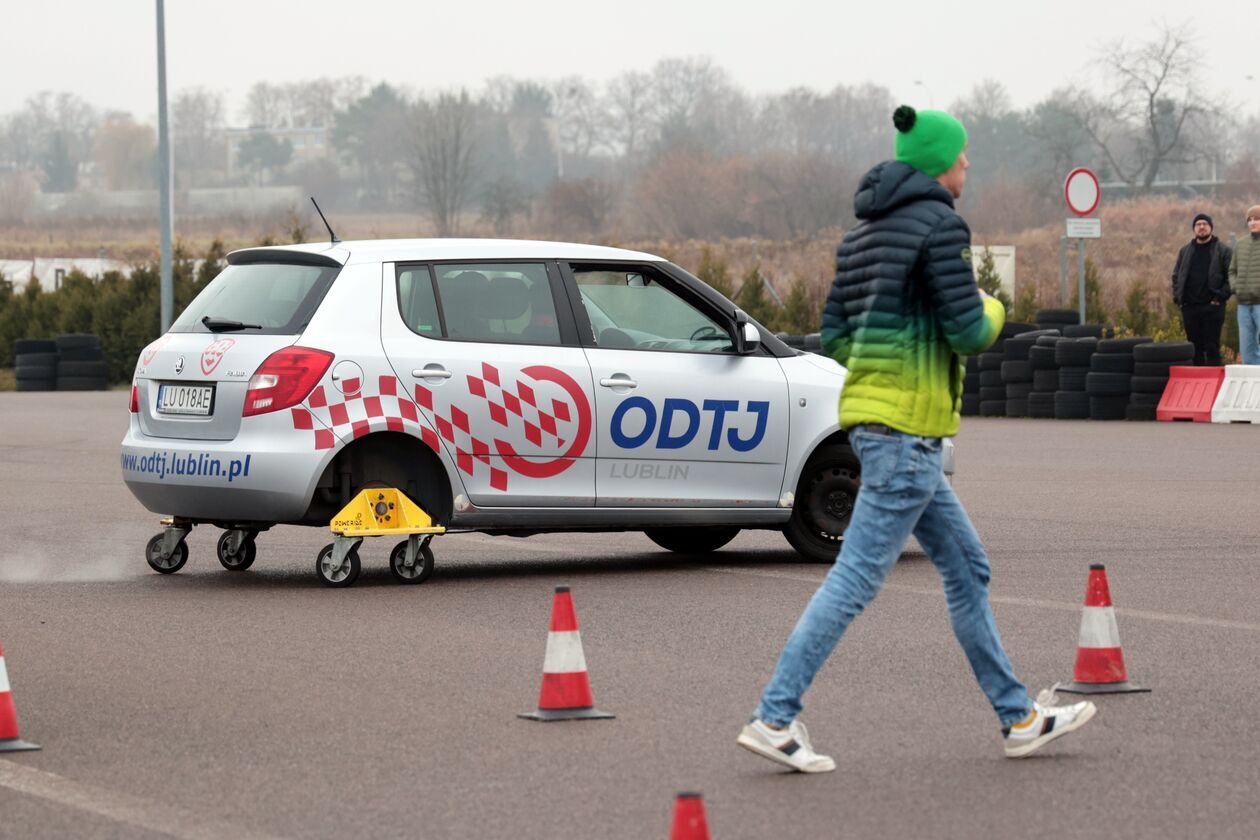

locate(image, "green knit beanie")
[[893, 105, 968, 177]]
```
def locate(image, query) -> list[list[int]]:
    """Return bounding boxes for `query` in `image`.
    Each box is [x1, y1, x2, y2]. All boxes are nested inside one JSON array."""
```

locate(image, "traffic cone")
[[0, 641, 41, 752], [518, 586, 615, 721], [1060, 564, 1150, 695], [670, 792, 712, 840]]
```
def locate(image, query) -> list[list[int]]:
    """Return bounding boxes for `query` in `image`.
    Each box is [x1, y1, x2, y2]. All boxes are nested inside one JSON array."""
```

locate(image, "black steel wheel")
[[784, 443, 860, 563], [389, 539, 435, 584], [316, 543, 361, 588], [216, 530, 257, 571], [644, 527, 740, 555], [145, 533, 189, 574]]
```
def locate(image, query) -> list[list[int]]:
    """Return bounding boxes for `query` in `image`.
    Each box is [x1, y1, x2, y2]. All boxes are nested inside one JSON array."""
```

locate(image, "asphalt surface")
[[1, 391, 1258, 839]]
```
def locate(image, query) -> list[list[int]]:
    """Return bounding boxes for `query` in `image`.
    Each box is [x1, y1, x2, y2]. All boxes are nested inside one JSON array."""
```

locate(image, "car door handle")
[[412, 367, 452, 379], [599, 376, 637, 389]]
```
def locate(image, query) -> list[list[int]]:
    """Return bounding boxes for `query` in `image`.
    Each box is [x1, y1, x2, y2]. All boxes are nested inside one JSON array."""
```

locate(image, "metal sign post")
[[1064, 168, 1101, 325], [156, 0, 174, 332]]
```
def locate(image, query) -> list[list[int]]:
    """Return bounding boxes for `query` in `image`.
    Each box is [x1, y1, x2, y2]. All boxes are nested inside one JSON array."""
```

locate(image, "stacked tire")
[[977, 322, 1036, 417], [1027, 334, 1063, 419], [14, 339, 59, 392], [1036, 308, 1080, 333], [54, 334, 109, 391], [1127, 341, 1195, 421], [1001, 329, 1059, 418], [1085, 337, 1151, 420], [962, 355, 981, 416], [1053, 337, 1097, 419]]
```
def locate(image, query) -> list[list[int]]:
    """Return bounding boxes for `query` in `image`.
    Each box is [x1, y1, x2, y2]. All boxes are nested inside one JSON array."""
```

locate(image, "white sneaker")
[[737, 718, 836, 773], [1003, 685, 1097, 759]]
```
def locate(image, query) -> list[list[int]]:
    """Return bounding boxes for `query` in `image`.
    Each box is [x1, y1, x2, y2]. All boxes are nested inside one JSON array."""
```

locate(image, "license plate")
[[157, 383, 215, 416]]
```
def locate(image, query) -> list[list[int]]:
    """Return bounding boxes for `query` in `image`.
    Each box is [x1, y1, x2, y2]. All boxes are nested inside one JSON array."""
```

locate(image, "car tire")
[[1063, 324, 1105, 338], [1057, 366, 1089, 391], [1086, 372, 1132, 396], [645, 526, 740, 555], [784, 443, 860, 563], [1132, 341, 1195, 362], [1001, 360, 1033, 382], [14, 339, 57, 355], [15, 378, 56, 392], [1130, 375, 1170, 394], [1032, 369, 1059, 392], [1054, 338, 1097, 367], [1054, 391, 1091, 419], [979, 399, 1006, 416], [56, 376, 109, 391]]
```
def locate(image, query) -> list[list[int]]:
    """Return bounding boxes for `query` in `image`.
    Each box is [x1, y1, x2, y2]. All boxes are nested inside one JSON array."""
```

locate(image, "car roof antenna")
[[310, 196, 339, 244]]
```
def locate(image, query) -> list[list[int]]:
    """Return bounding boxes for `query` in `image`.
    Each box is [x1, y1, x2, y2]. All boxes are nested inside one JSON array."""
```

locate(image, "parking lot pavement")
[[1, 392, 1258, 839]]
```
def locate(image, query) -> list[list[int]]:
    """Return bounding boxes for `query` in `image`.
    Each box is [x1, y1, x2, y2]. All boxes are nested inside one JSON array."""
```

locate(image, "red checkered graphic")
[[296, 364, 590, 494]]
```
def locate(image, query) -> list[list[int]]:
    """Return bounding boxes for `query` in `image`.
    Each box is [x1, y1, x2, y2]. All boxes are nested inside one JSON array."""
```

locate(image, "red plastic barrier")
[[1157, 366, 1225, 422]]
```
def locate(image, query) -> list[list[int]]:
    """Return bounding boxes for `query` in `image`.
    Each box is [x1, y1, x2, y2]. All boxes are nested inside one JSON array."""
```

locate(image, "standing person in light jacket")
[[1172, 213, 1233, 365], [1230, 205, 1260, 365], [737, 106, 1096, 774]]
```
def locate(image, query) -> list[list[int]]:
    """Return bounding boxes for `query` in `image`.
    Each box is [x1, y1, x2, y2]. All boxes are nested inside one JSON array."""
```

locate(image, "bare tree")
[[409, 92, 477, 236], [172, 88, 225, 187], [606, 71, 653, 162], [1079, 23, 1218, 189]]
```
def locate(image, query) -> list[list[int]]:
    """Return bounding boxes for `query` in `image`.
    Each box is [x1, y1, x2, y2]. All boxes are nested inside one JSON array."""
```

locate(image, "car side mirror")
[[734, 311, 761, 355]]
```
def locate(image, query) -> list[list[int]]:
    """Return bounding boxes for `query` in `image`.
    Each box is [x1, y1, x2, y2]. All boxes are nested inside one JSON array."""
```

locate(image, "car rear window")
[[170, 262, 339, 335]]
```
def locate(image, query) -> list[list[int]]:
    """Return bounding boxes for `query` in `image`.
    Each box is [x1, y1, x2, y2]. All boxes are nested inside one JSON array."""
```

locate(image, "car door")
[[561, 262, 790, 508], [380, 260, 597, 507]]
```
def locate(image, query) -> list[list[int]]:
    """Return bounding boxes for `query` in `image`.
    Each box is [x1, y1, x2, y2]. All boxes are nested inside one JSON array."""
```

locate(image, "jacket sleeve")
[[921, 214, 1004, 355], [1219, 245, 1234, 301], [820, 246, 853, 365], [1230, 248, 1238, 279], [1171, 247, 1184, 302]]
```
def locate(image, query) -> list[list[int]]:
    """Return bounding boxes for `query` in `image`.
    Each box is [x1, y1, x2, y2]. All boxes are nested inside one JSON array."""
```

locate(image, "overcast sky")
[[5, 0, 1255, 121]]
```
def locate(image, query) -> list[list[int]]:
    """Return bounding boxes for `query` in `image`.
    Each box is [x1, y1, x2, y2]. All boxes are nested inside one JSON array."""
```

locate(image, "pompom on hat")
[[893, 105, 968, 177]]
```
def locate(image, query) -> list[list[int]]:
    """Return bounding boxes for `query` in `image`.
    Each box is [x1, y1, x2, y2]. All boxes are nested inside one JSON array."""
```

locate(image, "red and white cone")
[[670, 792, 712, 840], [1060, 564, 1150, 695], [0, 641, 41, 752], [518, 586, 614, 721]]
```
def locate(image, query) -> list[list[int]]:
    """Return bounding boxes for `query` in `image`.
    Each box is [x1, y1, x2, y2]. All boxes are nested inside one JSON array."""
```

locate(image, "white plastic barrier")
[[1211, 365, 1260, 424]]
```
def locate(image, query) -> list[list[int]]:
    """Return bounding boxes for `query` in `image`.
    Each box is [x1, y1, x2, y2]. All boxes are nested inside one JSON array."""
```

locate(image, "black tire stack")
[[977, 322, 1036, 417], [54, 334, 110, 391], [1053, 337, 1097, 419], [1036, 308, 1081, 333], [962, 355, 981, 416], [1085, 336, 1151, 421], [1027, 334, 1063, 419], [14, 339, 59, 392], [1127, 341, 1194, 421], [1001, 328, 1059, 418], [1063, 324, 1107, 339]]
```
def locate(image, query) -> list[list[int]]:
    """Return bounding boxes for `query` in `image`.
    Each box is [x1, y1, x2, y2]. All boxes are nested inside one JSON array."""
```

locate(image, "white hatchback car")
[[121, 239, 952, 585]]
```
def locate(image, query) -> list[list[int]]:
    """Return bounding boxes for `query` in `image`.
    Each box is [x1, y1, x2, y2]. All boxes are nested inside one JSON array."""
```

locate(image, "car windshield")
[[170, 262, 339, 335]]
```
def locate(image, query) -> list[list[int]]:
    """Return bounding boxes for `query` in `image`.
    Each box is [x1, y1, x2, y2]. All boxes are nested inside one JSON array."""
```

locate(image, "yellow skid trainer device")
[[330, 489, 446, 538]]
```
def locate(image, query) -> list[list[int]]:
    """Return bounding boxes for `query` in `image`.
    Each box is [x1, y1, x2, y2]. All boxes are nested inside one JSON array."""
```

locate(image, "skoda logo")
[[174, 356, 185, 375]]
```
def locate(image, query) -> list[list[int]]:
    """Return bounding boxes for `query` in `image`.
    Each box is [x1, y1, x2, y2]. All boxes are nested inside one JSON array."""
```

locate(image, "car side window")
[[397, 266, 442, 335], [571, 266, 734, 353], [396, 262, 562, 345], [433, 263, 561, 345]]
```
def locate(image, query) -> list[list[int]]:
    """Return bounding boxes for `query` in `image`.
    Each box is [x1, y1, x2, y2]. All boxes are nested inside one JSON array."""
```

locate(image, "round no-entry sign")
[[1064, 167, 1100, 216]]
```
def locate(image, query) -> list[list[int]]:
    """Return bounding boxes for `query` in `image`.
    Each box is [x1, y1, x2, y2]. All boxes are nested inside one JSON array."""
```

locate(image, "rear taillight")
[[129, 383, 139, 414], [242, 346, 334, 417]]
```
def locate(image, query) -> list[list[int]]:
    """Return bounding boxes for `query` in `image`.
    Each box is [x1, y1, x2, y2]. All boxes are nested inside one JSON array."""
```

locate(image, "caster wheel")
[[316, 543, 361, 588], [389, 540, 435, 585], [216, 530, 257, 571], [146, 533, 189, 574]]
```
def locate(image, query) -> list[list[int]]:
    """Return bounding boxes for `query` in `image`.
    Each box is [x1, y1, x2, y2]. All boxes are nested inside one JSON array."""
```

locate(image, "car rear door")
[[561, 262, 790, 508], [379, 260, 597, 507]]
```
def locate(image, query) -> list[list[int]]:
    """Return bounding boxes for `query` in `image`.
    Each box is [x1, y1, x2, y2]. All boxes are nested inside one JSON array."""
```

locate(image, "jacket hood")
[[853, 160, 954, 220]]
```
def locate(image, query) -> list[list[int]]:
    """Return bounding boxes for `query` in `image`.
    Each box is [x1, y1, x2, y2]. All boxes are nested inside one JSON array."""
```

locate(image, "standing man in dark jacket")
[[736, 106, 1096, 774], [1172, 213, 1233, 365]]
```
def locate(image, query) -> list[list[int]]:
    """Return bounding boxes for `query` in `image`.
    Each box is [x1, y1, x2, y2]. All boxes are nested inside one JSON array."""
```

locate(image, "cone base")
[[1059, 680, 1150, 695], [0, 737, 41, 753], [517, 706, 615, 722]]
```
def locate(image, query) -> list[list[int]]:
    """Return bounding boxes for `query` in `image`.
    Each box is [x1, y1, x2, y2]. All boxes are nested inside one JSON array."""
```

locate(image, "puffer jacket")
[[821, 161, 1004, 438], [1230, 234, 1260, 305], [1171, 237, 1232, 305]]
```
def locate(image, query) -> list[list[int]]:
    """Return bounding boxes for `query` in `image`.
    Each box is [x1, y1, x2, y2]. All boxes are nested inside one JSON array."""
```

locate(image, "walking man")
[[1230, 205, 1260, 365], [737, 106, 1096, 773], [1172, 213, 1233, 366]]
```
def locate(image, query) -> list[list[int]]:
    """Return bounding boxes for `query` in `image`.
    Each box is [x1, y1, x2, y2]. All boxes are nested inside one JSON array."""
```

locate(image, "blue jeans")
[[756, 426, 1032, 728], [1239, 304, 1260, 365]]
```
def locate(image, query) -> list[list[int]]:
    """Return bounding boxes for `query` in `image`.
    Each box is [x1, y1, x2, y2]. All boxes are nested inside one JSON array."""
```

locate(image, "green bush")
[[0, 241, 226, 381]]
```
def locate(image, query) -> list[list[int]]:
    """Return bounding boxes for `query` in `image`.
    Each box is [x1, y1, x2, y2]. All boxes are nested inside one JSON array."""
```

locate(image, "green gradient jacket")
[[821, 161, 1004, 437]]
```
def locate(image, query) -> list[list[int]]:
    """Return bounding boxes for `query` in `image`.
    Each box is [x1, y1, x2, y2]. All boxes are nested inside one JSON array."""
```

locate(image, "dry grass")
[[0, 368, 14, 391]]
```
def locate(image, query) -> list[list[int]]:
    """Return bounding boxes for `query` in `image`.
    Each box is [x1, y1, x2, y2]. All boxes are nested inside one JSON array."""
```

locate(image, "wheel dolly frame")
[[317, 488, 446, 587]]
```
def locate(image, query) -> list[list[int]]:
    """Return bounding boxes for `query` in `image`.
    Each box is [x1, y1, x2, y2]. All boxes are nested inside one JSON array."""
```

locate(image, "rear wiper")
[[202, 316, 262, 332]]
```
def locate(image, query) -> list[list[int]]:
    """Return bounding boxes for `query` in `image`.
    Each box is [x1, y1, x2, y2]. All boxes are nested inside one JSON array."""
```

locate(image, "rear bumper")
[[120, 417, 331, 522]]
